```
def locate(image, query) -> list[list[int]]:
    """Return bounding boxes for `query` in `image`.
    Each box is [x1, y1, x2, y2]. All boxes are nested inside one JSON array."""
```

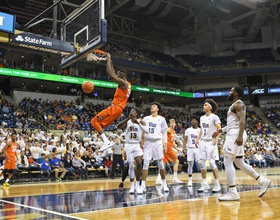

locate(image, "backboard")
[[60, 0, 106, 68]]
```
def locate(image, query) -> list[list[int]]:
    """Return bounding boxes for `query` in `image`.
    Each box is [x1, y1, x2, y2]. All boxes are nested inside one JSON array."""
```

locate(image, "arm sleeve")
[[138, 121, 149, 134], [222, 126, 228, 133]]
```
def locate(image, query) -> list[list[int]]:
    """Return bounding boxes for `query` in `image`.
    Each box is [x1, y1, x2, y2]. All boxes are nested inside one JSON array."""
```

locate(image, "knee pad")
[[143, 159, 150, 170], [209, 160, 217, 170], [157, 159, 164, 170], [198, 160, 206, 170]]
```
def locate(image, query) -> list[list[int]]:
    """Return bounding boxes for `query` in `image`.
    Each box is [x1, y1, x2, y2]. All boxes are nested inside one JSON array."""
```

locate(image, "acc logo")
[[15, 35, 24, 42], [252, 89, 264, 94]]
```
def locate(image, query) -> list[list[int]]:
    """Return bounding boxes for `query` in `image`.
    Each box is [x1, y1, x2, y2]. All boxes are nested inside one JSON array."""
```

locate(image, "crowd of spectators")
[[263, 106, 280, 129], [0, 96, 40, 130], [102, 41, 185, 70]]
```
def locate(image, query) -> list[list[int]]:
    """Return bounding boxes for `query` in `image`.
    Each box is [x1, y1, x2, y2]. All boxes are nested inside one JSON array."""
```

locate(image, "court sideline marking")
[[0, 199, 86, 220]]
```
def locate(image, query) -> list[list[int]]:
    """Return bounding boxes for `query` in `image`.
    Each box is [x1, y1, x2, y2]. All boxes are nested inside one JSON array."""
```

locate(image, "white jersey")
[[125, 119, 143, 144], [200, 113, 221, 140], [227, 100, 246, 130], [143, 115, 168, 141], [185, 127, 200, 148]]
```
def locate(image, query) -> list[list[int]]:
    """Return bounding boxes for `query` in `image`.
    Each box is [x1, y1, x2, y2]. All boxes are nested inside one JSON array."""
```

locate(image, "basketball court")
[[0, 168, 279, 219]]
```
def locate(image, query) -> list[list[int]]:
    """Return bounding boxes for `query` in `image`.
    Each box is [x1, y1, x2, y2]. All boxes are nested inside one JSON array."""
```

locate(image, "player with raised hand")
[[90, 53, 131, 152]]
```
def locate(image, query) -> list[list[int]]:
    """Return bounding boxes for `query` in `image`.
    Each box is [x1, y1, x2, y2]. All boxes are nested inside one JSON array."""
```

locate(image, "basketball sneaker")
[[259, 178, 271, 197], [98, 142, 114, 153], [187, 180, 192, 187], [142, 185, 146, 193], [3, 182, 9, 187], [136, 186, 143, 195], [212, 182, 221, 192], [218, 191, 240, 201], [197, 182, 210, 192], [155, 176, 163, 185], [129, 186, 135, 194], [118, 182, 124, 191], [172, 178, 183, 184]]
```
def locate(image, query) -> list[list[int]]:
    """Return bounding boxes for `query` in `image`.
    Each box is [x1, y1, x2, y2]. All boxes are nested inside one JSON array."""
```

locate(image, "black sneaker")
[[118, 182, 124, 191]]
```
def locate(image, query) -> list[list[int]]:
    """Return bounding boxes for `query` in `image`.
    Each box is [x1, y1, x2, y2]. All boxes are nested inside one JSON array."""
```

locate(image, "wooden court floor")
[[0, 167, 279, 219]]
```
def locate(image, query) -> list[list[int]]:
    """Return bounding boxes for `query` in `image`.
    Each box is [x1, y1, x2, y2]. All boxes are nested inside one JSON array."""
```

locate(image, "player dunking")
[[183, 116, 200, 187], [156, 119, 182, 184], [141, 102, 169, 193], [0, 132, 17, 186], [213, 87, 271, 201], [117, 109, 148, 194], [90, 53, 131, 152], [195, 99, 221, 192]]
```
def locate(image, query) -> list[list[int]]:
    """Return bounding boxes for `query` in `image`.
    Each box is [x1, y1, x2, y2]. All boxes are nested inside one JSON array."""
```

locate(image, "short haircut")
[[118, 69, 127, 75], [233, 87, 244, 98], [152, 101, 162, 112], [204, 98, 218, 113], [191, 116, 200, 124], [170, 119, 175, 123], [41, 153, 45, 156]]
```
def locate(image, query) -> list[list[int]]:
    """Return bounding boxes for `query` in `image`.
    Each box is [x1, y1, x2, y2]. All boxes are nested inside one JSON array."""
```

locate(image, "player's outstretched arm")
[[106, 53, 127, 88], [117, 117, 130, 130]]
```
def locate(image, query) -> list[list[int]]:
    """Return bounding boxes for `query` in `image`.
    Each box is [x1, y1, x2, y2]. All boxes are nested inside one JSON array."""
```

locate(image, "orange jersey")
[[112, 82, 131, 109], [6, 141, 17, 159], [167, 127, 175, 148]]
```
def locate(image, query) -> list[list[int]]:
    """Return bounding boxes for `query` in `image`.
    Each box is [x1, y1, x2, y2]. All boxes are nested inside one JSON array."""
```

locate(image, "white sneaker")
[[136, 186, 143, 195], [0, 175, 3, 181], [142, 185, 146, 193], [129, 186, 135, 194], [259, 179, 271, 197], [155, 177, 163, 185], [172, 178, 183, 184], [197, 183, 210, 192], [219, 191, 240, 201], [162, 184, 169, 192], [187, 180, 192, 187], [212, 183, 221, 192], [98, 142, 113, 152]]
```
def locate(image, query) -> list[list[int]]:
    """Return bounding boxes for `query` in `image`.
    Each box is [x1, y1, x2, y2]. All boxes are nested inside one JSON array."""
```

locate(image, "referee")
[[110, 138, 125, 179]]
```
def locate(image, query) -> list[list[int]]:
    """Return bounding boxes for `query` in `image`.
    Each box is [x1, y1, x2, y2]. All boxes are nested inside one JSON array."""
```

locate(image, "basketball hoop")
[[86, 49, 108, 62]]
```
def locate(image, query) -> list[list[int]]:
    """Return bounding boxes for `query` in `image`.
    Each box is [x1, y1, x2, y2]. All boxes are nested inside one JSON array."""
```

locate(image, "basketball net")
[[86, 50, 107, 63]]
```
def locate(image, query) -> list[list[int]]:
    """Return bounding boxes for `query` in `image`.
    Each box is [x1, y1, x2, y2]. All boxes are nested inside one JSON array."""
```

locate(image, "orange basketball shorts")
[[163, 148, 178, 163], [93, 105, 123, 128]]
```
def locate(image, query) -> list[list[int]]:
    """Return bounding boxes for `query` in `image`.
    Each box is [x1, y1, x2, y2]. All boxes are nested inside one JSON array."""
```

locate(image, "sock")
[[136, 181, 140, 188], [162, 179, 167, 186], [189, 177, 192, 182], [130, 181, 134, 188], [203, 179, 207, 184], [215, 179, 219, 184], [5, 179, 10, 183], [101, 133, 109, 144], [229, 187, 238, 193], [174, 172, 177, 179]]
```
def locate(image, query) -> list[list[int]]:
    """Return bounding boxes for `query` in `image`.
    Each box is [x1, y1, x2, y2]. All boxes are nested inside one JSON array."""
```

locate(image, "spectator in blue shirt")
[[41, 157, 51, 182], [51, 154, 67, 181]]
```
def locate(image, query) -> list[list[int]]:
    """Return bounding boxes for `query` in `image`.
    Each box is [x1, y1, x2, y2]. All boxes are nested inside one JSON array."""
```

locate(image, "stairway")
[[253, 106, 279, 134]]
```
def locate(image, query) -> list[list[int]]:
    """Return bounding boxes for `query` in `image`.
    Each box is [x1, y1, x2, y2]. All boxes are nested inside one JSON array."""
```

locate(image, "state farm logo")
[[15, 35, 24, 42]]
